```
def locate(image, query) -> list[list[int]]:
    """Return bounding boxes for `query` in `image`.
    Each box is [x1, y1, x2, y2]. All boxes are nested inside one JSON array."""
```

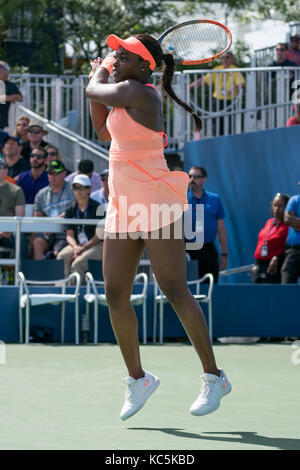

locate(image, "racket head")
[[158, 19, 232, 65]]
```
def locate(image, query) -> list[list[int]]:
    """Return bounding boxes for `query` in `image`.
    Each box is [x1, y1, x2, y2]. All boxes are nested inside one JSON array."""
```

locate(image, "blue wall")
[[1, 284, 299, 343], [184, 126, 300, 272]]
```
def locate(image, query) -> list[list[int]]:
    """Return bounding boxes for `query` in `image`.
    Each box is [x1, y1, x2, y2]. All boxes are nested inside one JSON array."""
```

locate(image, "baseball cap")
[[101, 169, 109, 176], [0, 158, 8, 169], [72, 174, 91, 187], [0, 61, 10, 72], [4, 135, 22, 146], [47, 160, 66, 174]]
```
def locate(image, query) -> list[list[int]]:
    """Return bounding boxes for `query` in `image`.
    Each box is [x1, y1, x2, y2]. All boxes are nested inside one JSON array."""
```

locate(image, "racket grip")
[[99, 56, 115, 75]]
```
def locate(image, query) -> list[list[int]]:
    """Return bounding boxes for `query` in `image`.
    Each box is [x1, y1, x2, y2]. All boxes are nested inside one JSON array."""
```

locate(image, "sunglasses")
[[101, 176, 108, 181], [30, 154, 46, 160], [28, 129, 43, 134], [276, 48, 286, 51], [72, 185, 88, 191], [47, 151, 58, 156], [189, 174, 205, 179]]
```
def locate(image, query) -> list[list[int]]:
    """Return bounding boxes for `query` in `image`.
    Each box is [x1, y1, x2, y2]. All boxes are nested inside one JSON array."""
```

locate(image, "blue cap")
[[4, 135, 22, 146]]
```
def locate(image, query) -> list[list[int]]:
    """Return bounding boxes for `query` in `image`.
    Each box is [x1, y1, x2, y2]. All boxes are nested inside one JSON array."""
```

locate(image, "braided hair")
[[134, 34, 202, 131]]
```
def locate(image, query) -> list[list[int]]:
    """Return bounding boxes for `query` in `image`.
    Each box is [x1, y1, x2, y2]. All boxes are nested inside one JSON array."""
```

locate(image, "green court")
[[1, 343, 299, 450]]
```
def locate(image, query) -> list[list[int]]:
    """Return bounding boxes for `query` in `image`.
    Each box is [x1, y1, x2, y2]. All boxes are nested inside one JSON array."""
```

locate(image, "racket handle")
[[99, 56, 115, 75]]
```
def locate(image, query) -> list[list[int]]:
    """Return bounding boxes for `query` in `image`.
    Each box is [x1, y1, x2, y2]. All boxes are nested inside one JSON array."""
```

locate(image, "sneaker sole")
[[190, 383, 232, 417], [120, 377, 160, 421]]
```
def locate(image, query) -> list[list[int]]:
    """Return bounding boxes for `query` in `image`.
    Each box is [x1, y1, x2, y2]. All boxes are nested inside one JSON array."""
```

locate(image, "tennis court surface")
[[0, 343, 299, 450]]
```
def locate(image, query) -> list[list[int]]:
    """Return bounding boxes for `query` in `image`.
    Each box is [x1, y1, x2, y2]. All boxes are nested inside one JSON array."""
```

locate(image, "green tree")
[[0, 0, 64, 73], [57, 0, 184, 69]]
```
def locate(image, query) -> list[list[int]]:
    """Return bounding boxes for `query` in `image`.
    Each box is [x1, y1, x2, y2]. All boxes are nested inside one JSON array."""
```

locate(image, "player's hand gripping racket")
[[158, 19, 232, 65]]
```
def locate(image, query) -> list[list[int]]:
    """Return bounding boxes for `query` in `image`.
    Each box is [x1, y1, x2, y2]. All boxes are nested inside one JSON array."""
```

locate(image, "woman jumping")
[[86, 33, 231, 420]]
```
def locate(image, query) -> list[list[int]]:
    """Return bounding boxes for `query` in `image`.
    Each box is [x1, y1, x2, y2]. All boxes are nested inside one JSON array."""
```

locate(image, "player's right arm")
[[87, 59, 111, 142]]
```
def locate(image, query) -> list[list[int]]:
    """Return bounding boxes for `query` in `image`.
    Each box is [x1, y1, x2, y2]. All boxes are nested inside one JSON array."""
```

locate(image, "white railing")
[[0, 216, 152, 285], [10, 67, 300, 148], [12, 104, 109, 175]]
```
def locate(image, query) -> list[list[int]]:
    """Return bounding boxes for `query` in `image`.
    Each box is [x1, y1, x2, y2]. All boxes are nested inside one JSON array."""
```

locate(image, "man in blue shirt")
[[17, 147, 49, 203], [186, 166, 228, 283], [281, 189, 300, 283]]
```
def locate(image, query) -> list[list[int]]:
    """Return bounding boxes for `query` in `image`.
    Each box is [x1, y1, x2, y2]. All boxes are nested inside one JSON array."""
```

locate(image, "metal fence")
[[10, 66, 300, 149], [12, 104, 109, 175], [0, 216, 152, 286]]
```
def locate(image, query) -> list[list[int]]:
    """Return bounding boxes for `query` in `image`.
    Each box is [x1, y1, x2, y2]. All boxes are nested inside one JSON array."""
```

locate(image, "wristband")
[[221, 253, 228, 257], [99, 55, 115, 75]]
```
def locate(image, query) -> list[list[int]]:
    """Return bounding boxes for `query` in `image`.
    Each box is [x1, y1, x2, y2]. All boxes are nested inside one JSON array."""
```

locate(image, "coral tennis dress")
[[105, 85, 189, 233]]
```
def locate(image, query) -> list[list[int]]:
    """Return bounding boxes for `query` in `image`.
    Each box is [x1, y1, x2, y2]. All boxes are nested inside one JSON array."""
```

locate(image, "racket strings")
[[161, 23, 229, 61]]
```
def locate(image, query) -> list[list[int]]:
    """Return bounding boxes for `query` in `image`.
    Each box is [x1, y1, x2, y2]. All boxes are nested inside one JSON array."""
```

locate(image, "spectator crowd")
[[1, 39, 300, 288]]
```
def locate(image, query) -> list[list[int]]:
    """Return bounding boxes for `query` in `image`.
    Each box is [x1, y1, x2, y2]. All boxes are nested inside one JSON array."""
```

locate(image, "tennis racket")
[[158, 19, 232, 65]]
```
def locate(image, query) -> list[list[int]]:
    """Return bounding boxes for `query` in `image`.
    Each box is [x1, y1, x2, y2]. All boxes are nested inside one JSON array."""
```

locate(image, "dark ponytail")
[[134, 34, 202, 132], [161, 53, 202, 131]]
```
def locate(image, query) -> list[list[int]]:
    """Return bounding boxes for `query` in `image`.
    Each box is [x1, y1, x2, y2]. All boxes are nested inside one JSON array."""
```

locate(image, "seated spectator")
[[286, 102, 300, 127], [45, 144, 63, 165], [252, 193, 290, 283], [32, 160, 76, 260], [17, 147, 49, 203], [286, 35, 300, 66], [281, 184, 300, 284], [21, 120, 49, 161], [3, 135, 30, 179], [14, 115, 30, 143], [91, 168, 109, 213], [0, 150, 16, 184], [45, 144, 71, 175], [0, 158, 25, 254], [57, 174, 103, 283], [65, 159, 101, 192]]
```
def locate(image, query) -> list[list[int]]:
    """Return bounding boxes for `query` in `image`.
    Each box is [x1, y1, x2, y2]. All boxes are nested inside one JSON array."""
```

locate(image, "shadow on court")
[[128, 428, 300, 450]]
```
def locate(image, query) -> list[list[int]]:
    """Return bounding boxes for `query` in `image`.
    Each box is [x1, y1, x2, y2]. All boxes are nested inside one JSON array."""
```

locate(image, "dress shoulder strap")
[[145, 83, 158, 92], [145, 83, 168, 147]]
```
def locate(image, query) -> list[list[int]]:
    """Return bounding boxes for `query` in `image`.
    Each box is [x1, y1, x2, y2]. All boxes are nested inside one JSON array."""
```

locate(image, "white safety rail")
[[13, 105, 109, 174], [10, 67, 300, 148], [219, 264, 255, 277], [0, 217, 152, 286]]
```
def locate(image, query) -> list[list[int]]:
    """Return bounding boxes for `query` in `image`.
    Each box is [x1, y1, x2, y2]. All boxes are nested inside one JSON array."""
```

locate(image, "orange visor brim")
[[106, 35, 156, 71]]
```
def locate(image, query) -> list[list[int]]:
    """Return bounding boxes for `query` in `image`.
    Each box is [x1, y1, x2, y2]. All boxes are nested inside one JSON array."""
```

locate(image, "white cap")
[[72, 174, 91, 187], [0, 61, 10, 72]]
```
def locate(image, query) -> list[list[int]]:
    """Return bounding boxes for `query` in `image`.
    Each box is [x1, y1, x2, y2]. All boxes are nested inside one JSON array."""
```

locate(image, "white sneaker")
[[190, 369, 232, 416], [120, 370, 160, 421]]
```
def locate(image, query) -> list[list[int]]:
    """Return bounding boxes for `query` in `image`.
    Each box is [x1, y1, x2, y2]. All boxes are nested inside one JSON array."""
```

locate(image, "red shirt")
[[286, 116, 299, 127], [254, 218, 289, 260]]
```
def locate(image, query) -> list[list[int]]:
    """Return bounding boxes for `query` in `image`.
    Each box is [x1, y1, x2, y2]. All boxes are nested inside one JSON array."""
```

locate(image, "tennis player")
[[86, 33, 231, 420]]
